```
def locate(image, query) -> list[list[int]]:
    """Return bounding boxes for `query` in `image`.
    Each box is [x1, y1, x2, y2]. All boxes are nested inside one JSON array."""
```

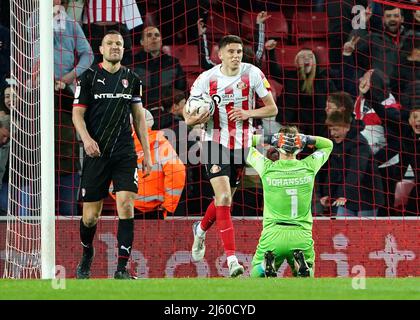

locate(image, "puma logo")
[[120, 245, 131, 254], [97, 78, 105, 85], [80, 241, 89, 248]]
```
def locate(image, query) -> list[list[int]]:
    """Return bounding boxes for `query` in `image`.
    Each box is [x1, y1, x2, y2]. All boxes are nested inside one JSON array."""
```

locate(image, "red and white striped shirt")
[[83, 0, 143, 30], [190, 63, 271, 149]]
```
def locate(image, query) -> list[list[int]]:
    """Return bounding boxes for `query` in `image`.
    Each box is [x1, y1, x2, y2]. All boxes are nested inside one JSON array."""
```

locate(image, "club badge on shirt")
[[237, 81, 247, 90], [122, 79, 128, 88]]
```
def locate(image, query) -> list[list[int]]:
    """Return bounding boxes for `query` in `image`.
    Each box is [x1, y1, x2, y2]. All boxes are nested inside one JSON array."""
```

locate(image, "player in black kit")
[[72, 30, 152, 279]]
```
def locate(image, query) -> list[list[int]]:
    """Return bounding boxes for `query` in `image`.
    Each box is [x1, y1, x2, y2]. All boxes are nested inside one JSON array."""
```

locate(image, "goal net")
[[3, 0, 55, 279], [1, 0, 419, 279]]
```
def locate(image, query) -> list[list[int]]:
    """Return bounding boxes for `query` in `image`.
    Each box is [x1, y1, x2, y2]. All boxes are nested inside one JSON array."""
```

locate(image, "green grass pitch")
[[0, 278, 419, 300]]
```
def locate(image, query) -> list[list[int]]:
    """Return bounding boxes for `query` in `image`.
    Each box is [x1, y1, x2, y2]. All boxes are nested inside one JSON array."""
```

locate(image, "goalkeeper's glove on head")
[[276, 133, 315, 155]]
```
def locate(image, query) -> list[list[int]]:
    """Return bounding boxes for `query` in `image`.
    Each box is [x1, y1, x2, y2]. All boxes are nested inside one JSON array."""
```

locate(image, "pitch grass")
[[0, 278, 419, 300]]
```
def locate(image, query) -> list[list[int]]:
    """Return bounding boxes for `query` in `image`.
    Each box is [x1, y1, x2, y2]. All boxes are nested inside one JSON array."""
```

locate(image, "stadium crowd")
[[0, 0, 418, 217]]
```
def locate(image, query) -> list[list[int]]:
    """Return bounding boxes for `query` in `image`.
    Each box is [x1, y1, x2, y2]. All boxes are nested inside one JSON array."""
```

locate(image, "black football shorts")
[[201, 141, 246, 188], [80, 154, 138, 202]]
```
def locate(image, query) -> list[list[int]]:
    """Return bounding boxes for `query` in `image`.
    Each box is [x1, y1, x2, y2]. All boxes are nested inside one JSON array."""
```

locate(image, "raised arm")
[[254, 11, 271, 64], [265, 39, 285, 81], [197, 18, 216, 71]]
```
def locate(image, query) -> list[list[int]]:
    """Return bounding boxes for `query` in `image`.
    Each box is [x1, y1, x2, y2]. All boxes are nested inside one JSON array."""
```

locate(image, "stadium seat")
[[205, 10, 240, 40], [267, 77, 283, 100], [162, 45, 201, 73], [292, 11, 328, 42], [274, 45, 301, 70], [241, 11, 288, 40], [394, 179, 416, 209]]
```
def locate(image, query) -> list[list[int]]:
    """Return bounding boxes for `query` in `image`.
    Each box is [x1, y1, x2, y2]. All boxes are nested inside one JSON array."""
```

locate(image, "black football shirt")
[[73, 64, 142, 157]]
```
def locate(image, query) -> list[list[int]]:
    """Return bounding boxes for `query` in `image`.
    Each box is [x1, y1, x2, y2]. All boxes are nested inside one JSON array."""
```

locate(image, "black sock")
[[80, 218, 96, 257], [117, 218, 134, 271]]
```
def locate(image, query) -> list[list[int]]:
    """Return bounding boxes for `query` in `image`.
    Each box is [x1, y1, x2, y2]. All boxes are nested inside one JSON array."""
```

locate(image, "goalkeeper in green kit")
[[247, 126, 333, 277]]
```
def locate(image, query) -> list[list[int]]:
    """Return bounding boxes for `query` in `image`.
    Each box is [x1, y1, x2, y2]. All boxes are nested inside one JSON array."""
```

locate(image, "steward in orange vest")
[[111, 110, 186, 218]]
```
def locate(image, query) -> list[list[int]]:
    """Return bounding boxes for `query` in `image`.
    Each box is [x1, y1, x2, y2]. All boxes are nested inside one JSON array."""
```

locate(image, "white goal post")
[[3, 0, 55, 279]]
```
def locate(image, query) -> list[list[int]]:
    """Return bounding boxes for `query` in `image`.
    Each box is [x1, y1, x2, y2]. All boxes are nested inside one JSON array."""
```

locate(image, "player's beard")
[[106, 51, 123, 64], [385, 22, 400, 34]]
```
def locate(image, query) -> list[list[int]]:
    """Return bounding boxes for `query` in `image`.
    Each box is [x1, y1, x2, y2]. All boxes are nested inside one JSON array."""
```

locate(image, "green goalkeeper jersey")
[[247, 137, 333, 231]]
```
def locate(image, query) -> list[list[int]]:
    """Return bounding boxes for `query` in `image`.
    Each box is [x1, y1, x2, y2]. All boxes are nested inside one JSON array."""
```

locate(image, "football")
[[185, 95, 215, 116]]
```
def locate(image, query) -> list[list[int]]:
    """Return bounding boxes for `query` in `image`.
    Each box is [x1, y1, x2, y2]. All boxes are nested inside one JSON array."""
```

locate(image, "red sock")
[[200, 200, 216, 231], [215, 205, 235, 257]]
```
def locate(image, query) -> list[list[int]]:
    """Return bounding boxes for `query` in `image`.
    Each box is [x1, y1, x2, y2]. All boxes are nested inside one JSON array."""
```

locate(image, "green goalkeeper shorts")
[[251, 224, 315, 277]]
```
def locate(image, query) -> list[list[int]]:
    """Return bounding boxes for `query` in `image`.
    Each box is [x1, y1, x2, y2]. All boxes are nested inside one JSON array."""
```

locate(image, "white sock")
[[226, 255, 238, 266], [196, 223, 206, 237]]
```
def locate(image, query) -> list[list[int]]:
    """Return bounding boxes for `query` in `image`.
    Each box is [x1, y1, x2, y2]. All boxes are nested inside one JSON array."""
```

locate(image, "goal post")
[[40, 0, 55, 280], [3, 0, 55, 279]]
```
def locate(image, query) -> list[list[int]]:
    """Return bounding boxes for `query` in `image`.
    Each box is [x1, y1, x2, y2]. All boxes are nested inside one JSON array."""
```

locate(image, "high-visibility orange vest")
[[111, 129, 186, 217]]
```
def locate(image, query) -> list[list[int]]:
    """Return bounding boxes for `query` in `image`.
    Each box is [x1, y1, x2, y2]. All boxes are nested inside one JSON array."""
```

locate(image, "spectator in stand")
[[158, 0, 213, 45], [54, 83, 80, 216], [402, 106, 420, 215], [54, 0, 93, 92], [157, 89, 186, 151], [358, 69, 416, 215], [82, 0, 143, 65], [319, 110, 384, 216], [405, 9, 420, 34], [399, 36, 420, 107], [0, 114, 10, 216], [0, 22, 10, 88], [0, 85, 13, 116], [197, 11, 271, 70], [327, 0, 369, 91], [150, 88, 185, 130], [342, 5, 410, 100], [110, 109, 186, 219], [0, 86, 12, 214], [325, 91, 359, 119], [145, 88, 189, 164], [323, 91, 384, 153], [66, 0, 84, 24], [133, 26, 187, 122], [53, 0, 91, 216], [265, 41, 336, 136]]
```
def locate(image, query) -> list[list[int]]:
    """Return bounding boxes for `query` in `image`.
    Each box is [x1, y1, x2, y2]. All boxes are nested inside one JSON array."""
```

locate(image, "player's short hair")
[[278, 125, 299, 136], [161, 88, 185, 111], [102, 30, 124, 44], [219, 35, 243, 49], [327, 92, 354, 114], [325, 111, 352, 127]]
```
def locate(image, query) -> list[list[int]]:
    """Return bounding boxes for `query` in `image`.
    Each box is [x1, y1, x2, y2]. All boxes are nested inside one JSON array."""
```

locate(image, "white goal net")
[[3, 0, 55, 279]]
